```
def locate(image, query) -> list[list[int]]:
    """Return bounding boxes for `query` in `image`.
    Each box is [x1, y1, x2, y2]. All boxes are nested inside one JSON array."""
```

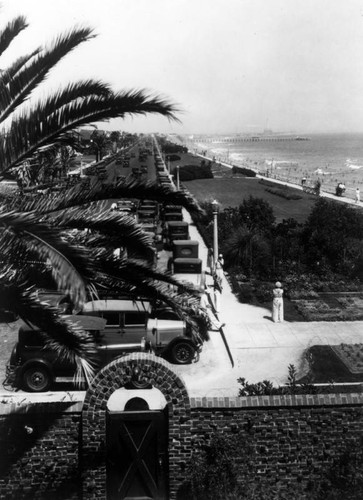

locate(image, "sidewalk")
[[181, 210, 363, 396]]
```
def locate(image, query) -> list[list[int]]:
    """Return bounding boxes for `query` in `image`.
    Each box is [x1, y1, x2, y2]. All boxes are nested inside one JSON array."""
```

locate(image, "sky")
[[1, 0, 363, 135]]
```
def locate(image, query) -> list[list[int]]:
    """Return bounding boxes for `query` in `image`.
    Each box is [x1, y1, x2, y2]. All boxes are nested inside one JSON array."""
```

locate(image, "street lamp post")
[[211, 200, 219, 272]]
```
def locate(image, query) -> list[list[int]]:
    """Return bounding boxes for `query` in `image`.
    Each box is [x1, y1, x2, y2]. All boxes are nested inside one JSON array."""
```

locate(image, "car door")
[[121, 311, 148, 347], [100, 311, 125, 365]]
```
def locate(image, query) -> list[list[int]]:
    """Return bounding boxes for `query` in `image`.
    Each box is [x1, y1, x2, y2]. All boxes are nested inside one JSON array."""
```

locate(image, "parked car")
[[165, 221, 190, 247], [80, 299, 200, 365], [6, 315, 110, 392]]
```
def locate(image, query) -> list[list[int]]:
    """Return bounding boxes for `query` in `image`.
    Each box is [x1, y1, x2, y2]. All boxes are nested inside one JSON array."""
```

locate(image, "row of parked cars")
[[5, 207, 204, 393], [5, 143, 206, 393]]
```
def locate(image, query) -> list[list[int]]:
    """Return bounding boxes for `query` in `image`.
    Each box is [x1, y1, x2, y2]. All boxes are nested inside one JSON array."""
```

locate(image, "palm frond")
[[0, 49, 40, 84], [92, 265, 206, 342], [0, 211, 92, 308], [0, 27, 95, 124], [0, 16, 28, 58], [38, 80, 113, 112], [1, 90, 179, 171], [8, 177, 201, 215], [0, 282, 98, 381], [94, 252, 199, 294], [46, 207, 155, 257]]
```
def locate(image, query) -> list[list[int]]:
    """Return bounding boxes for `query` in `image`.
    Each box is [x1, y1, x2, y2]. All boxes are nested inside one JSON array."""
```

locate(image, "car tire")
[[127, 379, 152, 390], [22, 365, 52, 392], [169, 341, 195, 364]]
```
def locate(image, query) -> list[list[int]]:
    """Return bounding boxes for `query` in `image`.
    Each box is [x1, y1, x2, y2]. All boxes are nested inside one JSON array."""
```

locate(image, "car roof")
[[19, 315, 106, 332], [167, 221, 188, 227], [38, 290, 71, 305], [64, 315, 107, 330], [82, 299, 151, 313]]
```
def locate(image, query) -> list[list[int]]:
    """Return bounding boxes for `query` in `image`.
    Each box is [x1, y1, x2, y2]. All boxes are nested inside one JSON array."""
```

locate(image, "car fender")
[[19, 358, 54, 379], [163, 335, 198, 352]]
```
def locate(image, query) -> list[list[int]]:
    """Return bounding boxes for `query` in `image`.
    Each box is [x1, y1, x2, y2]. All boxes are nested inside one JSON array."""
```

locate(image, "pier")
[[192, 135, 310, 144]]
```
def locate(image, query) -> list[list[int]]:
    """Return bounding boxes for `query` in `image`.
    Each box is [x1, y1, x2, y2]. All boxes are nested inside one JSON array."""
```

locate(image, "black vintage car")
[[6, 315, 149, 392]]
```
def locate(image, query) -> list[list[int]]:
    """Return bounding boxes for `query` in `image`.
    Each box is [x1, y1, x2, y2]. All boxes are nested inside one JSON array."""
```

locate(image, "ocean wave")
[[345, 159, 363, 169]]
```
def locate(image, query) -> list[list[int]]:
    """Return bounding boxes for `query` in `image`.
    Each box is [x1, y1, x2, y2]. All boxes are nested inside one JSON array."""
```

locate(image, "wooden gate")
[[106, 407, 168, 500]]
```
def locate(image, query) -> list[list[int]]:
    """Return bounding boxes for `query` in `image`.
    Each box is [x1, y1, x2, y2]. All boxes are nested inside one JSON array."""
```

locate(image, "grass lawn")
[[171, 152, 318, 223]]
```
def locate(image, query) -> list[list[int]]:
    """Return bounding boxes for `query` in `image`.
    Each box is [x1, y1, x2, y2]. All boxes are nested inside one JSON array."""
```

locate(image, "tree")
[[109, 130, 121, 153], [0, 14, 200, 380], [238, 196, 275, 233], [301, 198, 363, 275], [223, 224, 272, 278], [90, 130, 110, 161]]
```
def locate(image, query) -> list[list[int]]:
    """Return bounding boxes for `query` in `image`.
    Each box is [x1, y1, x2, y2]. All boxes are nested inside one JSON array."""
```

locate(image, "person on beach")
[[355, 187, 360, 203], [272, 282, 284, 323]]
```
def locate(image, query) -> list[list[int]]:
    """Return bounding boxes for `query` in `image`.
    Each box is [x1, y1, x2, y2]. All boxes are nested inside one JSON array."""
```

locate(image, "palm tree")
[[109, 131, 121, 153], [223, 224, 272, 278], [90, 130, 110, 162], [0, 14, 203, 381]]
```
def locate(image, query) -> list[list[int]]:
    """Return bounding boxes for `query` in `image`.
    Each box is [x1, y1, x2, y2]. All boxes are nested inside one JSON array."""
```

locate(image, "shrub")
[[166, 154, 181, 162], [265, 187, 302, 201], [253, 282, 273, 303], [238, 365, 320, 396], [231, 165, 256, 177], [178, 164, 213, 181]]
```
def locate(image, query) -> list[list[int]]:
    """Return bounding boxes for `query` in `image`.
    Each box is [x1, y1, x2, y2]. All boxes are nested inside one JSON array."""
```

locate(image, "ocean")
[[188, 133, 363, 196]]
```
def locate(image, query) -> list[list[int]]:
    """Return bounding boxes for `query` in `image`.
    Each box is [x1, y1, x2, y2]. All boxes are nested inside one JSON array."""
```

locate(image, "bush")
[[178, 164, 213, 181], [165, 154, 181, 162], [231, 165, 256, 177], [265, 187, 302, 200], [253, 282, 273, 302]]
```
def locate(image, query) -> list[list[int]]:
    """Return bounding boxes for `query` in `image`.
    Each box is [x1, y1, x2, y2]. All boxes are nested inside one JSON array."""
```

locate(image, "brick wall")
[[0, 401, 83, 500], [184, 394, 363, 498], [0, 357, 362, 500]]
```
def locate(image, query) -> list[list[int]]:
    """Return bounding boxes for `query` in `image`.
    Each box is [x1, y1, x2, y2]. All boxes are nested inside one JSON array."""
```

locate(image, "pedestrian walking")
[[213, 278, 222, 314], [272, 282, 284, 322], [199, 288, 225, 331], [355, 187, 360, 203], [207, 247, 214, 275], [214, 254, 224, 291]]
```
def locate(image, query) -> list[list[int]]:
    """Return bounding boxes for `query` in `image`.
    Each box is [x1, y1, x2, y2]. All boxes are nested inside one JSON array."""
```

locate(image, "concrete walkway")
[[177, 210, 363, 397]]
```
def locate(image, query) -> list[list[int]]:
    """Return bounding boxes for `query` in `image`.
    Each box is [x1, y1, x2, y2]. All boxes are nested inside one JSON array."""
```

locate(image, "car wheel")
[[170, 342, 195, 364], [127, 379, 152, 390], [22, 366, 52, 392]]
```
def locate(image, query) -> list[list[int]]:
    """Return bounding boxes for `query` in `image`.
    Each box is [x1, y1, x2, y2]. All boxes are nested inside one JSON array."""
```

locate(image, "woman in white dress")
[[272, 281, 284, 322]]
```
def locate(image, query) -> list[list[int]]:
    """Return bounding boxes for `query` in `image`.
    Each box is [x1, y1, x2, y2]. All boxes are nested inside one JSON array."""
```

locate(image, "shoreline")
[[186, 143, 360, 202], [187, 150, 361, 206]]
